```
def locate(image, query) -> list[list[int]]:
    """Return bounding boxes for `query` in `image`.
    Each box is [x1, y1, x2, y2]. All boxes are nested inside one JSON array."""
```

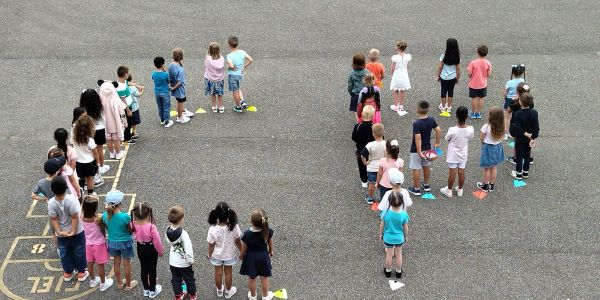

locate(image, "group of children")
[[350, 38, 540, 279]]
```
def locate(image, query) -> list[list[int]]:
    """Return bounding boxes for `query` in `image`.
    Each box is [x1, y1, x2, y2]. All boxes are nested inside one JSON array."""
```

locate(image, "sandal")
[[124, 280, 138, 291], [117, 279, 126, 289]]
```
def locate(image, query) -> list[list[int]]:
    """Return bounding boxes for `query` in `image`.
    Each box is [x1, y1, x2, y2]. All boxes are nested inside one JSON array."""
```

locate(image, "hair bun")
[[390, 140, 399, 146]]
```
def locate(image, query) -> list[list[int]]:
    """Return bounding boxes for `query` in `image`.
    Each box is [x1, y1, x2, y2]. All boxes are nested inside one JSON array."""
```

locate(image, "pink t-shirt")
[[133, 222, 164, 255], [82, 219, 106, 246], [204, 55, 226, 82], [467, 58, 492, 89], [445, 125, 475, 164], [378, 158, 405, 188], [61, 166, 78, 197]]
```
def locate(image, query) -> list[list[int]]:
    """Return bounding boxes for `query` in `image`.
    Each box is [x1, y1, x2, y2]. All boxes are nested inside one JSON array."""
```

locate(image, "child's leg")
[[183, 266, 197, 295], [107, 140, 114, 154], [56, 237, 73, 273], [113, 256, 122, 287], [412, 169, 420, 189], [357, 155, 368, 184], [471, 97, 477, 113], [232, 90, 242, 106], [394, 246, 403, 271], [113, 139, 121, 154], [440, 96, 447, 108], [239, 89, 245, 102], [478, 97, 485, 113], [85, 176, 94, 194], [218, 95, 224, 108], [523, 147, 531, 175], [98, 264, 106, 283], [423, 165, 431, 185], [457, 168, 466, 189], [385, 247, 394, 269], [155, 95, 164, 122], [259, 276, 270, 297], [490, 166, 498, 184], [73, 234, 87, 273], [169, 266, 183, 296], [224, 265, 233, 291], [392, 90, 399, 106], [504, 110, 511, 133], [368, 182, 376, 198], [177, 101, 184, 118], [162, 95, 171, 121], [88, 262, 95, 279], [123, 258, 132, 286], [138, 247, 150, 290], [483, 167, 491, 183], [248, 277, 257, 297], [211, 94, 217, 107], [214, 265, 223, 290], [148, 249, 158, 291], [447, 168, 457, 189], [399, 90, 406, 107], [95, 145, 104, 167]]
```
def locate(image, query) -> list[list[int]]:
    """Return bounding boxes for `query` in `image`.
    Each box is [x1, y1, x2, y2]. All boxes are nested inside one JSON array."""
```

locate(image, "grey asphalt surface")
[[1, 1, 600, 299]]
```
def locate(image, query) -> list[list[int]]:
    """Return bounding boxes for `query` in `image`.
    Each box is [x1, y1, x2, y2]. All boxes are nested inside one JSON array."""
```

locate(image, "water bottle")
[[182, 281, 187, 293]]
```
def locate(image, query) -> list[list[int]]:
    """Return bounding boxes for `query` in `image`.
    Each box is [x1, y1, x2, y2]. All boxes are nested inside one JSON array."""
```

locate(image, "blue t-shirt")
[[439, 54, 457, 80], [168, 63, 186, 98], [102, 211, 131, 242], [382, 210, 409, 245], [410, 116, 439, 153], [152, 70, 170, 95], [226, 50, 248, 76], [505, 78, 524, 99]]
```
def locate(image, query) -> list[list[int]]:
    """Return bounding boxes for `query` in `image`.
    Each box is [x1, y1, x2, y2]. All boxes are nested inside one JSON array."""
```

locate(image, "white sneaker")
[[176, 116, 191, 124], [98, 165, 110, 174], [143, 289, 150, 297], [99, 278, 113, 292], [224, 286, 237, 298], [397, 110, 408, 116], [216, 284, 224, 297], [149, 284, 162, 298], [115, 151, 125, 160], [164, 120, 174, 128], [89, 276, 101, 288], [390, 104, 400, 112], [248, 291, 258, 300], [77, 270, 89, 282], [109, 152, 116, 159], [262, 291, 274, 300], [454, 186, 464, 197], [446, 106, 452, 113], [440, 186, 452, 198], [183, 109, 194, 117], [439, 103, 445, 112], [361, 182, 368, 188]]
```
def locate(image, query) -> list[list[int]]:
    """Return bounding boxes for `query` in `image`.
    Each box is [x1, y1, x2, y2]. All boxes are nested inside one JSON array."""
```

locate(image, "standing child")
[[347, 53, 367, 112], [239, 209, 274, 300], [440, 106, 474, 197], [48, 177, 89, 282], [116, 66, 136, 142], [32, 156, 67, 202], [509, 93, 539, 180], [81, 195, 114, 291], [132, 202, 164, 298], [467, 45, 492, 119], [437, 38, 461, 113], [351, 106, 376, 188], [477, 107, 505, 192], [169, 48, 194, 123], [503, 64, 526, 137], [360, 123, 386, 204], [506, 83, 533, 164], [356, 73, 382, 123], [205, 42, 227, 113], [98, 80, 127, 160], [365, 48, 385, 88], [152, 57, 174, 128], [79, 89, 109, 177], [408, 101, 442, 196], [47, 149, 81, 199], [227, 36, 254, 113], [376, 140, 404, 199], [379, 192, 409, 279], [166, 205, 197, 300], [207, 202, 242, 298], [390, 40, 411, 116], [102, 190, 138, 290], [127, 74, 143, 142], [49, 128, 77, 170], [378, 168, 413, 212], [73, 115, 100, 194]]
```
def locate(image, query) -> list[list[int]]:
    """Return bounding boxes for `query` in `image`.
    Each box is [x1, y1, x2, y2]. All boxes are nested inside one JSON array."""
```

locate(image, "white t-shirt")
[[93, 113, 106, 130], [362, 140, 386, 172], [73, 137, 96, 163], [206, 224, 242, 260], [378, 189, 413, 212], [481, 124, 502, 145], [445, 126, 475, 163]]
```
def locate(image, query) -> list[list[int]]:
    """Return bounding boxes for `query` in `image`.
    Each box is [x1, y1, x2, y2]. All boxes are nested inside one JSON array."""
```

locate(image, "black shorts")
[[93, 129, 106, 145], [349, 93, 359, 112], [176, 97, 187, 103], [440, 78, 457, 98], [469, 87, 487, 98], [76, 160, 98, 178], [131, 110, 141, 125]]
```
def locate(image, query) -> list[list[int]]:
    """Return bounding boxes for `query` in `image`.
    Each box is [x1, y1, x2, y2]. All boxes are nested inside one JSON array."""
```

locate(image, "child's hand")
[[269, 251, 274, 258], [529, 139, 536, 148], [126, 109, 132, 117]]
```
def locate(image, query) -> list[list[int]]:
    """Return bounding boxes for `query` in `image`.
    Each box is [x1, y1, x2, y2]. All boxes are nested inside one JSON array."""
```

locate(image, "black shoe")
[[506, 156, 516, 165], [523, 172, 529, 179], [488, 183, 495, 192], [240, 100, 248, 109], [476, 182, 489, 192], [126, 139, 137, 145], [384, 268, 392, 278], [420, 183, 431, 192], [529, 157, 534, 165], [396, 269, 402, 279]]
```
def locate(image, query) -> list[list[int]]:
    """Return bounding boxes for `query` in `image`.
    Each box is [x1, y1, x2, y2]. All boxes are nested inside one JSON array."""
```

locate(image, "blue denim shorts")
[[228, 74, 243, 91], [367, 172, 378, 183], [107, 240, 134, 259], [205, 78, 224, 95], [209, 257, 238, 266]]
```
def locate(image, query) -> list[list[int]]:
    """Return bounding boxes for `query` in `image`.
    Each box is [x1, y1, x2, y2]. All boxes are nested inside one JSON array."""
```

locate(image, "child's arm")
[[379, 220, 385, 240], [479, 130, 485, 143], [31, 192, 47, 202], [67, 212, 79, 236], [235, 237, 242, 251], [390, 62, 396, 75], [531, 112, 540, 140], [68, 174, 81, 198], [182, 231, 195, 264], [487, 62, 493, 77], [456, 64, 460, 81], [267, 236, 274, 258], [227, 59, 236, 71], [170, 82, 181, 91], [445, 128, 452, 142], [434, 126, 442, 149], [151, 225, 165, 256], [347, 74, 353, 94], [50, 217, 64, 236], [376, 164, 384, 188], [244, 52, 254, 70], [207, 242, 215, 259], [403, 223, 409, 242], [238, 240, 247, 260], [467, 62, 473, 77], [436, 61, 443, 80], [414, 133, 423, 157]]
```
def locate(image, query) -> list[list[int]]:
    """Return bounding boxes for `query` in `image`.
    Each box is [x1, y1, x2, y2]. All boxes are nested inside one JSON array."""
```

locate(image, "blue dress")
[[239, 228, 273, 278]]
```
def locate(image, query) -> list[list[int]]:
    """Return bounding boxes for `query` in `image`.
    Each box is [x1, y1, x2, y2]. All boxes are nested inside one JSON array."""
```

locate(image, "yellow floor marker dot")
[[439, 111, 451, 117], [273, 289, 287, 299], [170, 110, 178, 117], [195, 108, 206, 114], [247, 106, 257, 112]]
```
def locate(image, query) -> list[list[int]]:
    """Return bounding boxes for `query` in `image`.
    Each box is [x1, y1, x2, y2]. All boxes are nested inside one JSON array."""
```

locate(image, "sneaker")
[[160, 120, 166, 125], [420, 183, 431, 192], [397, 109, 408, 116], [446, 106, 452, 113], [164, 120, 174, 128], [99, 278, 113, 292], [64, 271, 77, 282], [489, 183, 495, 192], [529, 157, 534, 165], [407, 187, 421, 196], [503, 133, 510, 140], [89, 276, 101, 288], [224, 286, 237, 299], [149, 284, 162, 298], [233, 106, 243, 113], [361, 182, 368, 188], [126, 139, 137, 145], [511, 171, 523, 180], [115, 151, 125, 160], [177, 116, 191, 123], [94, 177, 104, 188], [440, 186, 452, 198], [183, 109, 194, 117], [384, 268, 392, 278], [469, 113, 476, 119], [124, 280, 138, 291], [131, 133, 139, 140], [476, 113, 482, 119], [454, 186, 464, 197], [523, 172, 529, 179], [240, 100, 248, 109], [216, 284, 224, 297], [109, 152, 116, 159], [189, 293, 198, 300], [77, 270, 89, 282], [143, 289, 150, 297], [396, 268, 403, 279], [364, 195, 374, 204], [438, 103, 445, 112], [218, 107, 225, 114], [98, 165, 110, 174], [262, 291, 274, 300], [390, 104, 400, 111], [248, 291, 258, 300], [506, 156, 516, 165], [211, 106, 218, 113], [476, 182, 489, 192]]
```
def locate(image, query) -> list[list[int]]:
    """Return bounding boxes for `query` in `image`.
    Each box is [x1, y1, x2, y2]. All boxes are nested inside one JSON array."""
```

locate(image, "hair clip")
[[523, 84, 530, 90], [390, 140, 399, 146]]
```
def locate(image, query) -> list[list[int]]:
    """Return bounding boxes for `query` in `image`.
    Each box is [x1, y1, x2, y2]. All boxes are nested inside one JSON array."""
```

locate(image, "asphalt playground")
[[1, 1, 600, 299]]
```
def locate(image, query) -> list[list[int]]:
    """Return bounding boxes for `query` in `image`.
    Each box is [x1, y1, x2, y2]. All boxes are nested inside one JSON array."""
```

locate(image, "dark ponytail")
[[251, 209, 270, 242], [53, 128, 69, 158], [208, 202, 239, 231]]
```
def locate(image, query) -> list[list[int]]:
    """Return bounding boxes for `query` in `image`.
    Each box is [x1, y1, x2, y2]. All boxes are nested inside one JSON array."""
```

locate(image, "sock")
[[385, 268, 392, 272], [396, 268, 402, 273]]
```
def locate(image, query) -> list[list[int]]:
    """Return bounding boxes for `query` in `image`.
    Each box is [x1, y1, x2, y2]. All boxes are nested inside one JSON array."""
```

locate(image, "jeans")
[[155, 93, 171, 122], [137, 242, 158, 291], [515, 143, 531, 176], [170, 265, 196, 297], [57, 231, 87, 274], [356, 155, 367, 183]]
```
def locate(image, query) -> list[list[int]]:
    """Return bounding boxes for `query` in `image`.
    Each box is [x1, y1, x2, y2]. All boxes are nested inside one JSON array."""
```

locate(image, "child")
[[351, 106, 376, 188], [98, 80, 127, 160], [73, 115, 100, 194], [81, 195, 114, 291], [102, 190, 138, 290], [47, 149, 81, 199], [377, 168, 413, 212], [205, 42, 226, 113], [360, 123, 386, 204], [226, 36, 254, 113], [169, 48, 194, 123], [379, 192, 409, 279], [207, 202, 242, 298], [127, 74, 143, 142], [48, 177, 89, 282], [32, 156, 66, 202], [152, 56, 174, 128], [408, 101, 442, 196], [239, 209, 274, 300], [347, 53, 367, 112], [509, 93, 539, 180], [365, 48, 385, 88], [132, 202, 164, 298], [390, 40, 411, 116], [79, 89, 109, 175], [506, 83, 534, 164], [477, 107, 505, 192], [166, 205, 197, 300], [356, 73, 382, 123], [503, 65, 526, 137], [440, 106, 474, 197], [376, 140, 404, 199], [467, 45, 492, 119], [437, 38, 461, 113], [116, 66, 136, 142]]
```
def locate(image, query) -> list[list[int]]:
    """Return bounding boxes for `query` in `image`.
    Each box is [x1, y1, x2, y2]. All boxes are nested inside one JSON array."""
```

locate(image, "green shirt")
[[102, 211, 131, 242]]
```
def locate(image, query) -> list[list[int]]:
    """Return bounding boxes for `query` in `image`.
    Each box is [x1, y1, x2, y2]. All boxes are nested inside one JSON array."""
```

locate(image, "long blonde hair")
[[487, 107, 504, 141], [208, 42, 220, 60]]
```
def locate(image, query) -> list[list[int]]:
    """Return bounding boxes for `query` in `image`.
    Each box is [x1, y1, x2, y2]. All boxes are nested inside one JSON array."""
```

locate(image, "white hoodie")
[[165, 225, 194, 268]]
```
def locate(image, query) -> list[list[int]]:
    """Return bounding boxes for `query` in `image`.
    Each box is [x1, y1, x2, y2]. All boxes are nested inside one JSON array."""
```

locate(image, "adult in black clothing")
[[352, 106, 376, 186], [509, 93, 539, 180]]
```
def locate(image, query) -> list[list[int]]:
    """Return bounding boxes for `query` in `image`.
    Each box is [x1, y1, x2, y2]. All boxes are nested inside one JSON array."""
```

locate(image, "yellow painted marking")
[[42, 222, 50, 236], [64, 281, 80, 292], [27, 277, 40, 293], [37, 276, 54, 293], [54, 276, 63, 293], [195, 108, 206, 114], [43, 261, 63, 272], [111, 144, 130, 190], [101, 175, 115, 179], [170, 110, 178, 117], [31, 243, 46, 254], [25, 200, 40, 218]]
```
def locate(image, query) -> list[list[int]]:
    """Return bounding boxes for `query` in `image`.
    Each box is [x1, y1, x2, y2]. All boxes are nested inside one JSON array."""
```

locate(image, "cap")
[[106, 190, 124, 205], [388, 168, 404, 185], [44, 156, 66, 175]]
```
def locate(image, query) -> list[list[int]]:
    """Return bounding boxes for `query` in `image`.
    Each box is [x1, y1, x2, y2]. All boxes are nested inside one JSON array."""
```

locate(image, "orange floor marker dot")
[[473, 190, 488, 200], [371, 202, 379, 211]]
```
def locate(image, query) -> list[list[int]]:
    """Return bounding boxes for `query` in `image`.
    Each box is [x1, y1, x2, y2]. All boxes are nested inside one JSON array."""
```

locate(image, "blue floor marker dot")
[[422, 193, 436, 200], [508, 141, 515, 148], [513, 179, 527, 188]]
